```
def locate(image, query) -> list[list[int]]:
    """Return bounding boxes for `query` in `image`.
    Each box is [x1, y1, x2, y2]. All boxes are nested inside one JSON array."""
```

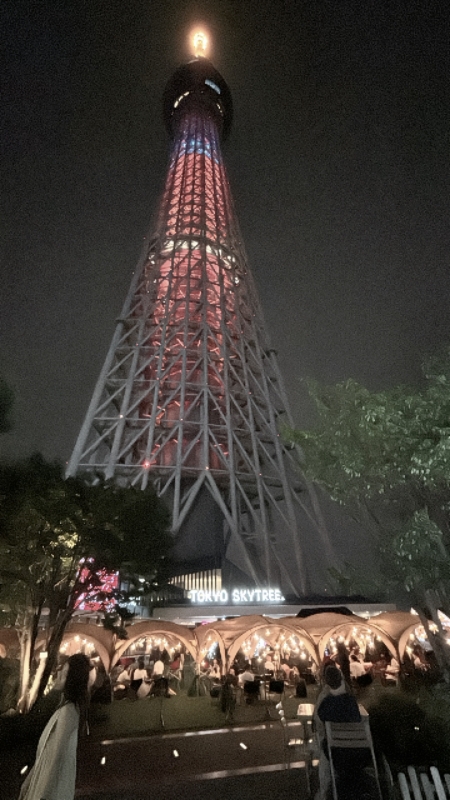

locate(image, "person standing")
[[333, 642, 351, 686], [18, 653, 90, 800], [220, 674, 237, 722]]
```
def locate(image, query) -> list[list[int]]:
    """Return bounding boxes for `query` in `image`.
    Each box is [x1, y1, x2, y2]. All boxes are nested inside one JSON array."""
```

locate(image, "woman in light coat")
[[18, 653, 90, 800]]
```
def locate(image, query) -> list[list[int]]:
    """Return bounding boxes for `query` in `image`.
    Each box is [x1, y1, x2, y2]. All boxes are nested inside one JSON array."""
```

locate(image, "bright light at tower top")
[[191, 30, 209, 58]]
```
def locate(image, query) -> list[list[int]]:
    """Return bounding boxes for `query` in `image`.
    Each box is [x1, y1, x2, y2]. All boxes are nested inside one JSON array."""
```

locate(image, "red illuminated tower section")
[[67, 47, 336, 595]]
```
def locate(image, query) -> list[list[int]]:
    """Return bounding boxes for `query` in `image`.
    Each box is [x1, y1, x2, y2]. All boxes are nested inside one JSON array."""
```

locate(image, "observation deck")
[[163, 57, 233, 141]]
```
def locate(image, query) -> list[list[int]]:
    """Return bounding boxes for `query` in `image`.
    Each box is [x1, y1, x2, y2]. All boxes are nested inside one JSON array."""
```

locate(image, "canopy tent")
[[112, 619, 198, 668], [0, 610, 425, 673]]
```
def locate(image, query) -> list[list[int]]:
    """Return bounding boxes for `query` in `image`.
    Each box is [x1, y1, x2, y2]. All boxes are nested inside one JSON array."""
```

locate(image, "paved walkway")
[[77, 770, 311, 800], [2, 683, 393, 800], [1, 719, 316, 800], [75, 721, 315, 799]]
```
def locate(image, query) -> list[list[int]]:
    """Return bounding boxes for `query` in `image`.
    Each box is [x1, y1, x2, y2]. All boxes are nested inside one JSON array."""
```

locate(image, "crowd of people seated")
[[326, 643, 400, 689], [215, 656, 308, 706], [109, 637, 435, 708], [112, 651, 184, 699], [108, 642, 322, 705], [320, 639, 437, 691]]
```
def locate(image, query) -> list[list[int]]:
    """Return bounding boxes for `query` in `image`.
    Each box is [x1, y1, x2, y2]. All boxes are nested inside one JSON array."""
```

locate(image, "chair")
[[397, 765, 450, 800], [384, 666, 399, 686], [151, 676, 169, 697], [280, 716, 311, 794], [243, 680, 260, 703], [324, 721, 383, 800], [355, 672, 373, 689], [267, 679, 285, 702], [209, 681, 222, 704], [168, 668, 182, 691]]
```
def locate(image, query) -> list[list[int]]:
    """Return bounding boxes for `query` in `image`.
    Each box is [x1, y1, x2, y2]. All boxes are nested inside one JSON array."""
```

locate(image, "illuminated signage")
[[75, 566, 119, 612], [189, 587, 285, 604]]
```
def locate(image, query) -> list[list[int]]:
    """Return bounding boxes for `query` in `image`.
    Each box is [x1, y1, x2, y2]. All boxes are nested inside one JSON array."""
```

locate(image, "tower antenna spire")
[[191, 29, 208, 58]]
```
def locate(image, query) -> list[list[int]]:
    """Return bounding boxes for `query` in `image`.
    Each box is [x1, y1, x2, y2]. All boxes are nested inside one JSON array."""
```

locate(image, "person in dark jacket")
[[314, 665, 361, 800]]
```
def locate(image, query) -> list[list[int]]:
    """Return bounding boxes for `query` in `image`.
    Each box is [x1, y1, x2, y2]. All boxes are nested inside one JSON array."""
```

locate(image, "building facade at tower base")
[[165, 478, 379, 602], [152, 600, 397, 627]]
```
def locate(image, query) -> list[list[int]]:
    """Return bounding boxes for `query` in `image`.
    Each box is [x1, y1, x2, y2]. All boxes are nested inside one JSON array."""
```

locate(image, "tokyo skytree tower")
[[67, 33, 336, 596]]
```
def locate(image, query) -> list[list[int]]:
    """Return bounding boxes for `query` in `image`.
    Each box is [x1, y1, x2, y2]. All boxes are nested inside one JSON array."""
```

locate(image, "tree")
[[288, 348, 450, 678], [0, 454, 172, 711]]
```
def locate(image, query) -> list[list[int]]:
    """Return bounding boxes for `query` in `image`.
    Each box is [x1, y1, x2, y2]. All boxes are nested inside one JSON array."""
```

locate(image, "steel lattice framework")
[[67, 57, 336, 595]]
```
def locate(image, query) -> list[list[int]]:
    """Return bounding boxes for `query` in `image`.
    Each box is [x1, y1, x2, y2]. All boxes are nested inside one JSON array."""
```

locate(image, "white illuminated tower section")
[[67, 34, 335, 595]]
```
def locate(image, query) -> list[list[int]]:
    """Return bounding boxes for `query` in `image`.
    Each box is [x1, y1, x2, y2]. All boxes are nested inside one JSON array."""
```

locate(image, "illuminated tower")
[[67, 34, 336, 595]]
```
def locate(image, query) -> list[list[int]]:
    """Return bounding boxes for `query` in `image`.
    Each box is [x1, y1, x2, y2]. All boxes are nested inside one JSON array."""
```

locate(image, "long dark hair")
[[61, 653, 90, 728]]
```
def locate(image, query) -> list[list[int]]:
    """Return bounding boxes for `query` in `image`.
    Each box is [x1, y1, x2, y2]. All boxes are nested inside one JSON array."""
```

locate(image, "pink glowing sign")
[[75, 564, 119, 612]]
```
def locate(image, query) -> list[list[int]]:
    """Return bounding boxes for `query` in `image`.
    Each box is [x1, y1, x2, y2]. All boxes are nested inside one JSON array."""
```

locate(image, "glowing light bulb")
[[191, 30, 208, 58]]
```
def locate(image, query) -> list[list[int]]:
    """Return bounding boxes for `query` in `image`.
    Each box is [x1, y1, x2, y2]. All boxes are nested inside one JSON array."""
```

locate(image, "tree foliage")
[[289, 348, 450, 677], [293, 371, 450, 524], [0, 454, 172, 710]]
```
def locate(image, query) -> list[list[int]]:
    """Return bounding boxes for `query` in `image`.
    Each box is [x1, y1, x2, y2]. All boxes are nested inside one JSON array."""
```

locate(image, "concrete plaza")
[[2, 720, 314, 800], [75, 722, 314, 800]]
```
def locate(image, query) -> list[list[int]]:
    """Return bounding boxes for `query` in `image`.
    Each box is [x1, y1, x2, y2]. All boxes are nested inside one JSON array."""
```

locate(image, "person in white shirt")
[[239, 664, 255, 684], [264, 655, 275, 674], [239, 663, 260, 704], [209, 659, 221, 681], [116, 667, 130, 686], [131, 658, 148, 696], [150, 657, 170, 697], [152, 658, 165, 678], [385, 656, 400, 682], [19, 654, 90, 800], [350, 655, 366, 679]]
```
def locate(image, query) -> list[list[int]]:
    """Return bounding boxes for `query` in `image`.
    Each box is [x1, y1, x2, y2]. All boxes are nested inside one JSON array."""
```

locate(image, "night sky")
[[2, 0, 450, 464]]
